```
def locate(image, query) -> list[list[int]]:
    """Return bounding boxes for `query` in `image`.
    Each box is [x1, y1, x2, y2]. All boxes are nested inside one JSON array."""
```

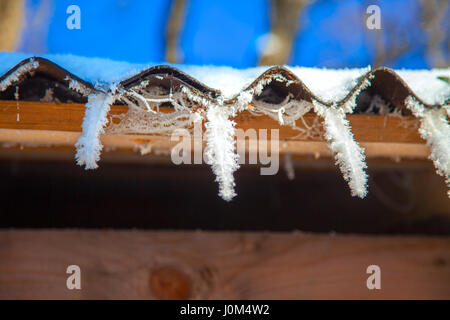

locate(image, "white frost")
[[314, 101, 368, 198], [0, 59, 39, 92], [66, 77, 92, 96], [204, 104, 240, 201], [75, 92, 115, 169], [405, 96, 450, 197]]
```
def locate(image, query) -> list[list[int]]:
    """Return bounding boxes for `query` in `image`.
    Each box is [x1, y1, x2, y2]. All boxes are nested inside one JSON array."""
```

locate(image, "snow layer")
[[182, 65, 371, 102], [0, 52, 149, 85], [397, 69, 450, 105], [180, 65, 269, 99], [1, 52, 449, 105], [288, 66, 371, 102]]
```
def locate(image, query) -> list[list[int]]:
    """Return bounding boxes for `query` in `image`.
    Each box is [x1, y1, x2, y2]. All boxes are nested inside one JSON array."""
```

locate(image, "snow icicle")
[[405, 96, 450, 197], [204, 104, 240, 201], [75, 92, 115, 169], [313, 101, 368, 198]]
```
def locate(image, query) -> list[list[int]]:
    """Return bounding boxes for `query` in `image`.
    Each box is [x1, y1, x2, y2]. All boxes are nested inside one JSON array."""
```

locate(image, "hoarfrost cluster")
[[0, 53, 447, 200]]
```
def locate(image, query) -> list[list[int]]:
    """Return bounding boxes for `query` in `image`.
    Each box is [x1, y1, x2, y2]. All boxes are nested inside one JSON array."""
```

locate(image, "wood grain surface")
[[0, 230, 448, 299], [0, 101, 429, 160]]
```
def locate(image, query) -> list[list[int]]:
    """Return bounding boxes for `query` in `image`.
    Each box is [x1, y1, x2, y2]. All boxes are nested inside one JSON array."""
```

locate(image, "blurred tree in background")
[[0, 0, 24, 51], [0, 0, 448, 68]]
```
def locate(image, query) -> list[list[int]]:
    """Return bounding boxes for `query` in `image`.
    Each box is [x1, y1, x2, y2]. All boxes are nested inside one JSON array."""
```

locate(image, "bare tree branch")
[[363, 0, 412, 68], [0, 0, 24, 51], [420, 0, 448, 68], [259, 0, 310, 66], [372, 27, 411, 68], [166, 0, 187, 64]]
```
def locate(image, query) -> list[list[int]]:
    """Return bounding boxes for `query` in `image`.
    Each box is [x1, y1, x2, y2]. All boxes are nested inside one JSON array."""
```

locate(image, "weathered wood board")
[[0, 230, 448, 299], [0, 101, 430, 161]]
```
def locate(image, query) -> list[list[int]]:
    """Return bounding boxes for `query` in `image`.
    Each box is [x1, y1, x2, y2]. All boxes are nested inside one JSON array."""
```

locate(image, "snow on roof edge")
[[0, 52, 449, 106]]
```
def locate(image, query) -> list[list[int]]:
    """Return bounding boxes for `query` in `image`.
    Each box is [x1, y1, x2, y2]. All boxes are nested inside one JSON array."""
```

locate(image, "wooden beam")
[[0, 230, 448, 299], [0, 100, 428, 160], [0, 100, 423, 142], [0, 128, 430, 160]]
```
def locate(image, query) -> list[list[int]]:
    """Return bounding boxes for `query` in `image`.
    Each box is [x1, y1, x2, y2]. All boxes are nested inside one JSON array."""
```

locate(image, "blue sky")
[[17, 0, 445, 69]]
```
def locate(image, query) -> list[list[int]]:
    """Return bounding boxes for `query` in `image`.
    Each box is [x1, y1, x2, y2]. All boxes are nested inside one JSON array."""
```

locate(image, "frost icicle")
[[0, 59, 39, 92], [313, 101, 368, 198], [405, 96, 450, 197], [204, 104, 240, 201], [75, 92, 115, 169]]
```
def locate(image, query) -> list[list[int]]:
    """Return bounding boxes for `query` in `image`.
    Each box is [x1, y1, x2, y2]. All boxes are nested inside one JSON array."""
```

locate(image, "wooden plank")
[[0, 128, 430, 160], [0, 101, 429, 160], [0, 100, 423, 143], [0, 230, 449, 299], [0, 101, 126, 132]]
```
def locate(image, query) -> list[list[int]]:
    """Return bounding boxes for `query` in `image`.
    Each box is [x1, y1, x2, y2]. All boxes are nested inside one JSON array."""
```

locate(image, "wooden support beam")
[[0, 128, 430, 160], [0, 230, 448, 299], [0, 100, 428, 161]]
